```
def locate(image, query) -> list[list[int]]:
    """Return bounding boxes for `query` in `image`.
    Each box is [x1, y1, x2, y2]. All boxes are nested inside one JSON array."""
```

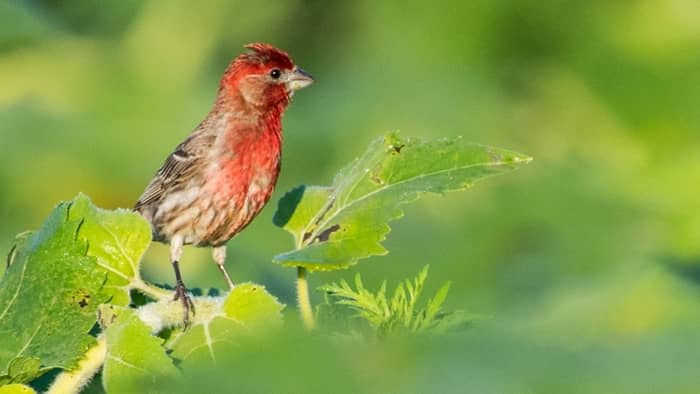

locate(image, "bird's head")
[[219, 43, 314, 109]]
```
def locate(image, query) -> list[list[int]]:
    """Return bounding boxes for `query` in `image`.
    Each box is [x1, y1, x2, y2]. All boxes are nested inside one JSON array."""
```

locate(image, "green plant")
[[319, 265, 475, 336], [0, 132, 529, 392], [272, 132, 530, 328]]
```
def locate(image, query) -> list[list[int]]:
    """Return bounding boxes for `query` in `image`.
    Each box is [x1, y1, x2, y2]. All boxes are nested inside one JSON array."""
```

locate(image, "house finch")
[[135, 43, 313, 324]]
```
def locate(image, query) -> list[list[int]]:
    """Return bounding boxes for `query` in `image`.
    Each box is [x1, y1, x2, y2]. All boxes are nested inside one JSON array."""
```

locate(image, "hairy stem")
[[131, 279, 172, 301], [296, 266, 315, 330], [47, 336, 106, 394]]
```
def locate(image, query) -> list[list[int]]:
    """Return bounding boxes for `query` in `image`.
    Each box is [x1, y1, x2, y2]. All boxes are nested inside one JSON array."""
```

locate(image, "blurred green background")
[[2, 0, 700, 392]]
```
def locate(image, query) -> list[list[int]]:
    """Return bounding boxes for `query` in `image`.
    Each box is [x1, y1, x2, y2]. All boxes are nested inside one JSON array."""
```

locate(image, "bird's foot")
[[173, 281, 195, 327]]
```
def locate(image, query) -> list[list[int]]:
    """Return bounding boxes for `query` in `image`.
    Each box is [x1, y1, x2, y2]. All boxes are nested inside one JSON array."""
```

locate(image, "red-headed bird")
[[135, 43, 313, 324]]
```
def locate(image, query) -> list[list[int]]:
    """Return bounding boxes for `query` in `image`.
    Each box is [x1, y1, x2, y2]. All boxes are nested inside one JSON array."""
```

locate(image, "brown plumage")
[[134, 43, 313, 324]]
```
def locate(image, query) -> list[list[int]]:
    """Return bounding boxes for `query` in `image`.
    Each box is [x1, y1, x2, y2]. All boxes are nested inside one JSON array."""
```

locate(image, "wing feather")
[[134, 132, 216, 211]]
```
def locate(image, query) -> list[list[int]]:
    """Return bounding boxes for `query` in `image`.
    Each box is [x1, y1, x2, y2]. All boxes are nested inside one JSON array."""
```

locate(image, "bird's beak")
[[287, 67, 314, 91]]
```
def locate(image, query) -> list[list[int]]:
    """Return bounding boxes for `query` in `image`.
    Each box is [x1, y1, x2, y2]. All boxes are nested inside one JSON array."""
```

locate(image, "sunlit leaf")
[[0, 194, 153, 384], [0, 201, 107, 383], [273, 132, 531, 271], [319, 266, 474, 336], [165, 283, 284, 369], [100, 305, 179, 394], [0, 383, 36, 394], [68, 194, 152, 306]]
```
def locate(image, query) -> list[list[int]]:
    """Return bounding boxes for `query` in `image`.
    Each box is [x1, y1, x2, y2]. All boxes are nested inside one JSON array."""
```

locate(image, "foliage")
[[0, 199, 110, 385], [272, 131, 528, 329], [0, 131, 525, 392], [319, 265, 474, 336], [99, 284, 283, 393], [100, 307, 178, 393], [273, 132, 531, 272], [0, 195, 284, 392]]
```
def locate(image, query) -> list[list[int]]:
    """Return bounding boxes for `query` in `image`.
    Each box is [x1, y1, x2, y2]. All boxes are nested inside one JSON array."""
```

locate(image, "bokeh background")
[[2, 0, 700, 392]]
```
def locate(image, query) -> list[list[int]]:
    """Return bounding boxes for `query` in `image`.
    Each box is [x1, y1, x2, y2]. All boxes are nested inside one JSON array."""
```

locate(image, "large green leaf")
[[163, 284, 284, 369], [98, 284, 282, 391], [100, 306, 179, 394], [0, 201, 107, 384], [67, 194, 152, 306], [273, 133, 532, 271], [0, 194, 153, 384]]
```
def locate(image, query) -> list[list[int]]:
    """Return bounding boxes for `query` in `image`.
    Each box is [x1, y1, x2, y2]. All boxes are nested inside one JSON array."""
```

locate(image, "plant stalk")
[[131, 279, 172, 301], [47, 335, 106, 394], [296, 266, 315, 330]]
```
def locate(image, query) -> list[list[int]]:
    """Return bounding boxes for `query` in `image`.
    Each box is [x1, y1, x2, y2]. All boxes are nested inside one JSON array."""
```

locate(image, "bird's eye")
[[270, 69, 282, 79]]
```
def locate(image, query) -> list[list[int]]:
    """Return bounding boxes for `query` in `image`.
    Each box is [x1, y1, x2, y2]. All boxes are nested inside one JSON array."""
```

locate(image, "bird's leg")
[[170, 236, 195, 326], [212, 245, 235, 290]]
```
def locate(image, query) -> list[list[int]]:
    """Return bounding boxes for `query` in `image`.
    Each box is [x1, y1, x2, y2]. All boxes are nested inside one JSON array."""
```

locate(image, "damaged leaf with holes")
[[0, 194, 153, 384], [273, 132, 532, 271], [0, 200, 108, 384]]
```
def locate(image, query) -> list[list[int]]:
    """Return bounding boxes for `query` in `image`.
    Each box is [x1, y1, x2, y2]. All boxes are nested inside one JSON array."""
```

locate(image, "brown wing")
[[134, 132, 216, 213]]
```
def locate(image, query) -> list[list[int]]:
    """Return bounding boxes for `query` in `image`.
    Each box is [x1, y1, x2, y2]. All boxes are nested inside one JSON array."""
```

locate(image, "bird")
[[134, 43, 313, 325]]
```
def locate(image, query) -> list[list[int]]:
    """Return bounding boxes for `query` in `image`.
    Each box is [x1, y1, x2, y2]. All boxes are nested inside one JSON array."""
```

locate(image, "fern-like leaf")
[[318, 265, 474, 336]]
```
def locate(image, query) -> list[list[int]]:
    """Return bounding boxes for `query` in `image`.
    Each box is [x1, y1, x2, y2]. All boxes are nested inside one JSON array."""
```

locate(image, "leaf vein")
[[17, 320, 43, 358], [0, 261, 28, 321], [307, 160, 513, 243], [106, 354, 148, 373], [97, 222, 137, 276]]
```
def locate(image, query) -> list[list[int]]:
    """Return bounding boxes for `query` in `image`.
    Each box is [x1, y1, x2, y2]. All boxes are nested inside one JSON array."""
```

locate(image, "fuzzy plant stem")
[[47, 335, 106, 394], [296, 266, 315, 330], [131, 278, 172, 301]]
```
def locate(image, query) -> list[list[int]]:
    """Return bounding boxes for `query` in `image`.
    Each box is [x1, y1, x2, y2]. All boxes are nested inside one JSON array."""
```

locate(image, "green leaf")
[[0, 357, 40, 386], [100, 305, 179, 394], [0, 194, 153, 384], [320, 266, 474, 336], [164, 283, 284, 369], [0, 201, 108, 383], [0, 384, 37, 394], [5, 232, 33, 270], [422, 281, 451, 325], [222, 283, 286, 328], [273, 132, 531, 271], [272, 186, 333, 247], [67, 194, 152, 306]]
